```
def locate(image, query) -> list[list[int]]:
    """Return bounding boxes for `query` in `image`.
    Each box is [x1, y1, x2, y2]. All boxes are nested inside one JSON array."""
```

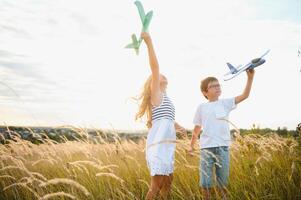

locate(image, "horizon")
[[0, 122, 298, 132]]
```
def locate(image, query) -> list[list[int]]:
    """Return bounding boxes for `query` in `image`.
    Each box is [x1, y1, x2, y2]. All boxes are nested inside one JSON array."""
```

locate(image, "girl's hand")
[[178, 127, 188, 139], [141, 32, 151, 44], [175, 123, 188, 139]]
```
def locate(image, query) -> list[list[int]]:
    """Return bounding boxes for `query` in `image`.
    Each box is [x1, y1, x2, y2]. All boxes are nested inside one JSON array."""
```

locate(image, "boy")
[[189, 69, 255, 200]]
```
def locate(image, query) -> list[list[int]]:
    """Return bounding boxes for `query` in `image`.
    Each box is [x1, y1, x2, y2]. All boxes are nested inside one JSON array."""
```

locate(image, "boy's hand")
[[187, 147, 194, 156], [141, 32, 152, 44], [246, 68, 255, 79]]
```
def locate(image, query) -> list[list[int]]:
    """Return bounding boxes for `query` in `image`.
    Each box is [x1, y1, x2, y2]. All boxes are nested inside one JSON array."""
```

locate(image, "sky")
[[0, 0, 300, 130]]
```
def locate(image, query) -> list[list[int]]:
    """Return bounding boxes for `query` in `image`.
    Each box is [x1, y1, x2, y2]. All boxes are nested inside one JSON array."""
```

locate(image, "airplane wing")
[[224, 71, 233, 76], [142, 11, 153, 32], [235, 64, 243, 70], [223, 63, 252, 81], [135, 1, 146, 24], [235, 63, 251, 71], [260, 49, 270, 59]]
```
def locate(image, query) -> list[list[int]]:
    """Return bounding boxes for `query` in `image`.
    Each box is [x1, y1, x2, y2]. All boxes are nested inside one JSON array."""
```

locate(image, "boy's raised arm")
[[235, 69, 255, 105]]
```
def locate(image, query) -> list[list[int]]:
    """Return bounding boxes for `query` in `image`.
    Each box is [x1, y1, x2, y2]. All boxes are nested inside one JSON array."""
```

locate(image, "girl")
[[135, 32, 186, 200]]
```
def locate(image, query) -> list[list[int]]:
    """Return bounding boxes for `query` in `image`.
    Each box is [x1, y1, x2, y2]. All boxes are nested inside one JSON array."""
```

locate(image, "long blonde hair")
[[135, 75, 153, 128]]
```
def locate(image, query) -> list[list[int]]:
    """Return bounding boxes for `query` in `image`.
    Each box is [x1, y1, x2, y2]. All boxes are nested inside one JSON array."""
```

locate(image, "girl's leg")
[[160, 174, 173, 199], [146, 175, 164, 200]]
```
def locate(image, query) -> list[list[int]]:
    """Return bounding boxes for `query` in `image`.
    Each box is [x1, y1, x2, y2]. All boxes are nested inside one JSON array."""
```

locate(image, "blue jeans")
[[200, 146, 230, 188]]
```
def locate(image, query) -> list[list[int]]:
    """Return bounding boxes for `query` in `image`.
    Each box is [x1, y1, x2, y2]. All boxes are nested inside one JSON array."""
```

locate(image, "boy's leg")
[[200, 188, 214, 200], [200, 148, 215, 200], [200, 187, 216, 200], [215, 146, 230, 200]]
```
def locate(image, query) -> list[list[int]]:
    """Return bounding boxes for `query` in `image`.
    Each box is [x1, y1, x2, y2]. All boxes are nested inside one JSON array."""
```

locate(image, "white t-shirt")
[[193, 98, 236, 149]]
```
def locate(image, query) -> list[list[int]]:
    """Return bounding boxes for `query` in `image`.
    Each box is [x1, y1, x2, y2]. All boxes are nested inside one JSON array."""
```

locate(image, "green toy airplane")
[[125, 1, 153, 55]]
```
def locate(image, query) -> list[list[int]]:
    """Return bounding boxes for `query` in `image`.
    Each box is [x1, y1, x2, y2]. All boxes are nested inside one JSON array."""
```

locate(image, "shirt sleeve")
[[193, 105, 202, 126], [222, 98, 236, 113]]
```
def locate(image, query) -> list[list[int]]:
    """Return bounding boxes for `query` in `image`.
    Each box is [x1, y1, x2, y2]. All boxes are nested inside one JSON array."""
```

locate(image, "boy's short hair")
[[200, 77, 218, 99]]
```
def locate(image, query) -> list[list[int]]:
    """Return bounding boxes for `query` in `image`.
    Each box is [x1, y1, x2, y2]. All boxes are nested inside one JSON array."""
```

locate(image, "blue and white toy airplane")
[[223, 50, 270, 81], [125, 1, 153, 55]]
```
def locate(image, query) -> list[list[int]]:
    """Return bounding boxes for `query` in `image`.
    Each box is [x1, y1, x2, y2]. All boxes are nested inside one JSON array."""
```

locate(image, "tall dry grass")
[[0, 131, 300, 200]]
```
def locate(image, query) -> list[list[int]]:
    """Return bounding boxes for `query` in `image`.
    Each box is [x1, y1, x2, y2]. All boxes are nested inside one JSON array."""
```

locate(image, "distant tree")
[[276, 127, 288, 136]]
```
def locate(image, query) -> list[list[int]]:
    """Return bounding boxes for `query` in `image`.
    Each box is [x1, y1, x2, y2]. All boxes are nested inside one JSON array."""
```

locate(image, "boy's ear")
[[202, 91, 207, 98]]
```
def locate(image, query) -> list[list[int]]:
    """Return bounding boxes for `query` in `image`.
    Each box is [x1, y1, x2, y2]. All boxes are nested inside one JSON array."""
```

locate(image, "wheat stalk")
[[39, 178, 90, 197], [39, 191, 77, 200]]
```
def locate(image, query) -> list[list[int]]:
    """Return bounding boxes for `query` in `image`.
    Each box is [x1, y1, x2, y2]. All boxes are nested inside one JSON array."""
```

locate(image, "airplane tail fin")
[[225, 63, 238, 75], [125, 34, 141, 55], [142, 11, 153, 32]]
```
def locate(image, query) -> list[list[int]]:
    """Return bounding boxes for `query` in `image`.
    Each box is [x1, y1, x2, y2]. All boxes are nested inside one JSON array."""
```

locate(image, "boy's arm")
[[189, 125, 202, 153], [141, 32, 161, 106], [235, 69, 255, 105]]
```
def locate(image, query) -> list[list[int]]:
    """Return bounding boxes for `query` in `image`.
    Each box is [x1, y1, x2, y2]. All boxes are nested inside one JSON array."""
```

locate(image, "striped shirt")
[[152, 93, 175, 122]]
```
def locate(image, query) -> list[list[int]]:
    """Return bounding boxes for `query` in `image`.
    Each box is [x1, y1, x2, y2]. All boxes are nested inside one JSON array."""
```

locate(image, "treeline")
[[0, 124, 300, 144], [0, 126, 146, 144], [232, 124, 300, 138]]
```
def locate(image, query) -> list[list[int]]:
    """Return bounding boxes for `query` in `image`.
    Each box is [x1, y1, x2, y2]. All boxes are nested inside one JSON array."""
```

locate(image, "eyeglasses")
[[207, 84, 221, 89]]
